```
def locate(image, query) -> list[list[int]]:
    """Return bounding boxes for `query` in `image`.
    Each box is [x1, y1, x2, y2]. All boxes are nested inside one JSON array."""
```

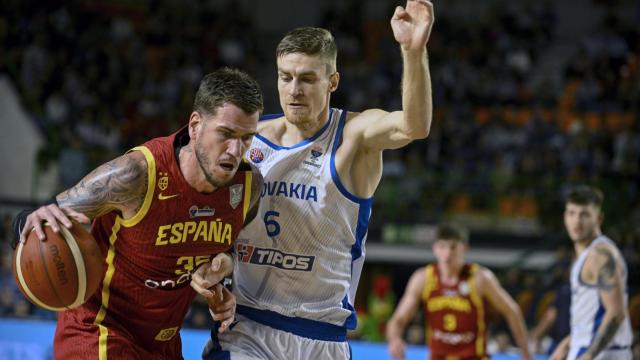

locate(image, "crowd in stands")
[[1, 0, 638, 353]]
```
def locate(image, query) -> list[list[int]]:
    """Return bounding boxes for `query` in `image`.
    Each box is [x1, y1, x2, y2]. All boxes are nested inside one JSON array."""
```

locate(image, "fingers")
[[65, 208, 90, 224], [392, 6, 407, 20], [190, 273, 215, 298], [209, 286, 236, 333]]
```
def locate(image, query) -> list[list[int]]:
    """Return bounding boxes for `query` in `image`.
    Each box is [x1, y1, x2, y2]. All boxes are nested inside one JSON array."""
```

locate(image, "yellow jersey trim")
[[242, 171, 253, 221], [120, 146, 156, 228], [94, 218, 124, 360], [467, 263, 486, 356]]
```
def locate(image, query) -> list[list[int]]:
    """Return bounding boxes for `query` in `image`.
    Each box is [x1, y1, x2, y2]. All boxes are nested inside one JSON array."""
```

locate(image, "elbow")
[[406, 126, 430, 140]]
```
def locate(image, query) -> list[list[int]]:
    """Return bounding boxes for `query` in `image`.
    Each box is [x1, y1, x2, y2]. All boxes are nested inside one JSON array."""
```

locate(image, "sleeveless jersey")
[[568, 235, 633, 360], [421, 264, 489, 360], [233, 108, 372, 332], [54, 127, 254, 359]]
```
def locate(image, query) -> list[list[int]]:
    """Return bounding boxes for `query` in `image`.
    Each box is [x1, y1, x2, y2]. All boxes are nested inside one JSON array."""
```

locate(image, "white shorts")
[[202, 311, 351, 360], [568, 345, 632, 360]]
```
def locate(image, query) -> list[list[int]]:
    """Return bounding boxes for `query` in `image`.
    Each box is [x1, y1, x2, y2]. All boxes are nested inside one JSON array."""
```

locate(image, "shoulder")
[[257, 116, 285, 136], [474, 265, 498, 289]]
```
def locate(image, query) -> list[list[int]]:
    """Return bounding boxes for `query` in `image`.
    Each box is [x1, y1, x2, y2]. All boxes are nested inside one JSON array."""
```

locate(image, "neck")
[[438, 263, 462, 285], [179, 144, 216, 193]]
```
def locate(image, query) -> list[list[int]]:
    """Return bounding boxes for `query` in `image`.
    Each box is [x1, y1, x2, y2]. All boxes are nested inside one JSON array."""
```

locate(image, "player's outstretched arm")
[[352, 0, 434, 152], [576, 244, 626, 360], [386, 268, 426, 360], [14, 151, 148, 244], [478, 267, 533, 360]]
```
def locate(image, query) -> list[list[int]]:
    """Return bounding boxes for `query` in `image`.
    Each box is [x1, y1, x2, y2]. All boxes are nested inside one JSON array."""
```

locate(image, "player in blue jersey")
[[550, 186, 633, 360], [192, 1, 435, 358]]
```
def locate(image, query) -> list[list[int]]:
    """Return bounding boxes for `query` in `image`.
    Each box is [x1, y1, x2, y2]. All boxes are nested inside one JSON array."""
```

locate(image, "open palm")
[[391, 0, 434, 51]]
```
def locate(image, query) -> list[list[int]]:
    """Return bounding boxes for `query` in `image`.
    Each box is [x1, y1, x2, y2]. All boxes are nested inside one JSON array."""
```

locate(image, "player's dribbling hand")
[[206, 283, 236, 333], [391, 0, 434, 51], [21, 204, 90, 243], [190, 253, 234, 296], [388, 338, 406, 360]]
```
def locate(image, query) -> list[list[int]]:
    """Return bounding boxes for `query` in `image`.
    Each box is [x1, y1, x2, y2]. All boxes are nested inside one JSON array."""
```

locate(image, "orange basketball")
[[12, 222, 104, 311]]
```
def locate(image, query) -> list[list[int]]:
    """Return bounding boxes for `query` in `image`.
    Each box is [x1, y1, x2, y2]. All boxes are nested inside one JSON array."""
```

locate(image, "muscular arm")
[[386, 268, 426, 359], [57, 150, 149, 219], [350, 0, 434, 152], [15, 150, 148, 242], [478, 267, 532, 360], [579, 244, 626, 359]]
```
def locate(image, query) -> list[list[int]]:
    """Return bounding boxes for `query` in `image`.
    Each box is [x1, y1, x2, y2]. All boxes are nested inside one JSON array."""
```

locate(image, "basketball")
[[11, 222, 104, 311]]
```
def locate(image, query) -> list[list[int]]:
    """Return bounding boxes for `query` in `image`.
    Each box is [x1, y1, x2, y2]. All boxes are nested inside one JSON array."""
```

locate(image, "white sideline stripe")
[[15, 225, 65, 311], [59, 225, 87, 309]]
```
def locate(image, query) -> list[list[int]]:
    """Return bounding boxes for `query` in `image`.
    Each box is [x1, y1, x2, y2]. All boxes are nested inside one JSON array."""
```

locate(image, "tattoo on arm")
[[57, 153, 148, 218], [595, 248, 617, 290], [588, 316, 622, 357]]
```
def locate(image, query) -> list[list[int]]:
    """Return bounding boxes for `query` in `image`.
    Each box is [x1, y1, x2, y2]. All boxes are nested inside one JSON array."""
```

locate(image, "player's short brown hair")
[[193, 67, 263, 117], [566, 185, 604, 208], [276, 27, 337, 74], [436, 223, 469, 244]]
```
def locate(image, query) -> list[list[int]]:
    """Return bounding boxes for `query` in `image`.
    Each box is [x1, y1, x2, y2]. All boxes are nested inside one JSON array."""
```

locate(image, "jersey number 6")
[[264, 211, 281, 237]]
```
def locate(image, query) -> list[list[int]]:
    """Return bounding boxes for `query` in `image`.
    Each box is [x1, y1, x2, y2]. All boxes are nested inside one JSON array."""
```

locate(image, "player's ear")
[[188, 111, 202, 139], [329, 72, 340, 93]]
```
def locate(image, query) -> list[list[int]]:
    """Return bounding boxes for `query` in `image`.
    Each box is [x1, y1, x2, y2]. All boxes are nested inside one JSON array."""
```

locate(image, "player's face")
[[277, 53, 337, 128], [564, 202, 602, 244], [193, 103, 258, 188], [433, 239, 466, 269]]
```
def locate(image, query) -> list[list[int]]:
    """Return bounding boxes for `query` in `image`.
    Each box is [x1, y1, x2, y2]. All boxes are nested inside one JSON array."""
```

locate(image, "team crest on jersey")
[[158, 172, 169, 190], [458, 281, 470, 295], [189, 205, 215, 218], [303, 146, 323, 168], [249, 148, 264, 163], [229, 184, 243, 209]]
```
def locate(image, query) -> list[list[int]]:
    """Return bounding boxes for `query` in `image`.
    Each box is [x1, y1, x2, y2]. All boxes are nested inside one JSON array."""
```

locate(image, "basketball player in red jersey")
[[12, 67, 264, 359], [386, 223, 532, 360]]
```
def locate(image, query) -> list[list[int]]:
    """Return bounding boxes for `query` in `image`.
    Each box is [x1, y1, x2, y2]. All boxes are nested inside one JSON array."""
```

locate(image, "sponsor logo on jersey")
[[249, 148, 264, 163], [303, 146, 324, 168], [229, 184, 243, 209], [189, 205, 215, 218], [236, 243, 314, 271], [155, 327, 179, 341], [155, 220, 234, 246], [261, 181, 318, 202], [432, 329, 475, 345]]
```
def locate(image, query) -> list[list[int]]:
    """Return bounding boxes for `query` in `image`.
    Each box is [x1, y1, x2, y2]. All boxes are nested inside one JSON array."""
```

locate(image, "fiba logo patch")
[[311, 147, 323, 158], [249, 148, 264, 163]]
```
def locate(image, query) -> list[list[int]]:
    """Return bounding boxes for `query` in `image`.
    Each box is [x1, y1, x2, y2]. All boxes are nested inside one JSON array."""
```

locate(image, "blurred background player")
[[12, 68, 263, 359], [193, 0, 434, 358], [550, 186, 633, 360], [386, 223, 533, 360]]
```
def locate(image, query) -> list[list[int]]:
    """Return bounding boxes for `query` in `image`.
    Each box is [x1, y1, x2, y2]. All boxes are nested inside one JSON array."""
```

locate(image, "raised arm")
[[353, 0, 434, 151], [16, 150, 149, 242], [478, 267, 533, 360], [576, 243, 627, 360], [386, 268, 426, 360]]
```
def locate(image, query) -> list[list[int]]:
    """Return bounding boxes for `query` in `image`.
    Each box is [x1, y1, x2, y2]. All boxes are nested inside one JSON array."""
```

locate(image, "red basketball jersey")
[[54, 127, 254, 359], [421, 264, 489, 360]]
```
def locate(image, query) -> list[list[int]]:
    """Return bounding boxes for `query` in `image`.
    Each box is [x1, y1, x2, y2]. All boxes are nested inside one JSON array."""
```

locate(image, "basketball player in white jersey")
[[550, 186, 633, 360], [191, 0, 435, 358]]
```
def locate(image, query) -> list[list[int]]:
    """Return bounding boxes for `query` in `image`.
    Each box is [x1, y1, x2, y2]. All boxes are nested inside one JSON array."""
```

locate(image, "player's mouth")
[[288, 103, 306, 109], [218, 161, 236, 173]]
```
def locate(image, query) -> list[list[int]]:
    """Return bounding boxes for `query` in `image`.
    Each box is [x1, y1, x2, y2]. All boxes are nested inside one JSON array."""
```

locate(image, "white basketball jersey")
[[568, 235, 633, 360], [233, 108, 371, 330]]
